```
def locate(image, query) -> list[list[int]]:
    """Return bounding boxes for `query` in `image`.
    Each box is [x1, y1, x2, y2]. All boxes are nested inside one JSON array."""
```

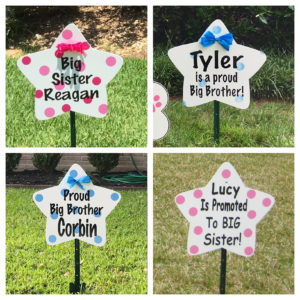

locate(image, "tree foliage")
[[154, 6, 294, 52]]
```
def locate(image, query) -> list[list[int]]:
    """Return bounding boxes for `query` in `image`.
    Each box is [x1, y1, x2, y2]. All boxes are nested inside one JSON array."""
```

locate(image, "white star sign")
[[153, 82, 170, 140], [168, 19, 266, 109], [17, 23, 123, 120], [33, 164, 121, 246], [175, 162, 275, 257]]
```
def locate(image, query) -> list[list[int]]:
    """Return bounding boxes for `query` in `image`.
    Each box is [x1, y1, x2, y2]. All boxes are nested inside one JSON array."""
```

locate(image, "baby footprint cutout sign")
[[153, 82, 170, 140], [17, 23, 123, 120]]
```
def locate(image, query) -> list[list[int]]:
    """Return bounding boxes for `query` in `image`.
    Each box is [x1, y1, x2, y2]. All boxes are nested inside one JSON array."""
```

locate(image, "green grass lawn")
[[154, 100, 294, 147], [153, 154, 294, 294], [6, 188, 147, 294], [6, 57, 147, 147]]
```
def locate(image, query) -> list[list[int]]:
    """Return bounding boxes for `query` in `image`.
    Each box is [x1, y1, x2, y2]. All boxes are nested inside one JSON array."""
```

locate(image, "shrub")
[[6, 153, 21, 173], [32, 153, 62, 173], [88, 154, 120, 177]]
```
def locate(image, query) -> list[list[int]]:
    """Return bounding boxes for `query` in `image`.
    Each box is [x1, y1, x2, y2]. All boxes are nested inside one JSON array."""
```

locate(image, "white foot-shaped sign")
[[153, 82, 170, 140]]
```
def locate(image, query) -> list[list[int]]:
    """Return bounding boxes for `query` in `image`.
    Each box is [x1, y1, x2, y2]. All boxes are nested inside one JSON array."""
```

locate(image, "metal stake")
[[70, 239, 86, 293], [219, 248, 227, 294], [70, 111, 76, 147], [214, 100, 220, 144], [69, 112, 86, 293]]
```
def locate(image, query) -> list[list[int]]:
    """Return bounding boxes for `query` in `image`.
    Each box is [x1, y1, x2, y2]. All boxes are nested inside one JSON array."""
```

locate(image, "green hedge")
[[154, 48, 294, 101]]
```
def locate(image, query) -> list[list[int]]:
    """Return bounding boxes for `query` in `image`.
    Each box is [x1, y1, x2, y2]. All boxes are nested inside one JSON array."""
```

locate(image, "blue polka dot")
[[237, 62, 245, 71], [94, 210, 102, 218], [73, 206, 79, 214], [51, 212, 58, 220], [74, 225, 79, 234], [48, 235, 56, 243], [212, 26, 222, 34], [70, 170, 78, 178], [61, 189, 69, 197], [198, 80, 207, 87], [111, 193, 119, 201], [35, 194, 43, 202], [260, 51, 265, 55], [235, 96, 244, 102], [94, 236, 102, 244], [183, 100, 187, 106], [88, 189, 95, 197]]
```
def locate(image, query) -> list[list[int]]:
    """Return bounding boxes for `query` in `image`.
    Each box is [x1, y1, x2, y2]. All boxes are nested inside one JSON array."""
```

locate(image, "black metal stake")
[[69, 111, 86, 293], [219, 248, 227, 294], [74, 239, 80, 289], [70, 239, 86, 293], [70, 111, 76, 147], [214, 100, 220, 144]]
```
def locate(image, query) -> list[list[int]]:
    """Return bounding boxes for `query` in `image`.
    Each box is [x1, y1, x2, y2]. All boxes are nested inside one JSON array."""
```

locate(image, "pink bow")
[[55, 42, 90, 58]]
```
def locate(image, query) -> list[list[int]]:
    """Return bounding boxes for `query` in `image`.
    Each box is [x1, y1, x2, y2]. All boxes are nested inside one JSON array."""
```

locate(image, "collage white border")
[[1, 0, 298, 298]]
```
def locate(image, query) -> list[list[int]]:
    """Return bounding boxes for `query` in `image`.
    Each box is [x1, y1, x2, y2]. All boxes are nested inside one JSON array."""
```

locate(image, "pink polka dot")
[[263, 198, 271, 207], [244, 246, 253, 256], [247, 210, 256, 219], [194, 226, 203, 235], [176, 195, 185, 205], [22, 56, 31, 65], [54, 82, 65, 91], [189, 207, 198, 216], [193, 189, 203, 198], [247, 190, 256, 199], [39, 65, 50, 76], [44, 107, 55, 118], [92, 76, 101, 85], [222, 169, 231, 178], [244, 228, 252, 237], [84, 97, 92, 104], [35, 90, 43, 98], [79, 62, 86, 72], [154, 95, 160, 101], [62, 29, 73, 40], [62, 104, 71, 112], [106, 56, 116, 66], [155, 102, 162, 108], [190, 245, 199, 254], [98, 104, 107, 114]]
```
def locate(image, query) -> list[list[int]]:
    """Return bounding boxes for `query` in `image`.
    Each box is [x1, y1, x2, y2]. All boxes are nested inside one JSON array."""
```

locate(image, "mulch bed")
[[6, 170, 146, 190], [7, 6, 147, 58]]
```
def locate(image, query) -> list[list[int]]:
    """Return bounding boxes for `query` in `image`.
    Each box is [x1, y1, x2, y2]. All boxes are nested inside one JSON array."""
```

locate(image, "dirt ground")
[[6, 6, 147, 59]]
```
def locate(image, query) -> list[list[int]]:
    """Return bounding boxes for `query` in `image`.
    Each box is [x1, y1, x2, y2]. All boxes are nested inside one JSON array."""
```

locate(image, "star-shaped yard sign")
[[175, 162, 275, 257], [153, 82, 170, 140], [18, 23, 123, 120], [33, 164, 121, 246], [168, 19, 266, 109]]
